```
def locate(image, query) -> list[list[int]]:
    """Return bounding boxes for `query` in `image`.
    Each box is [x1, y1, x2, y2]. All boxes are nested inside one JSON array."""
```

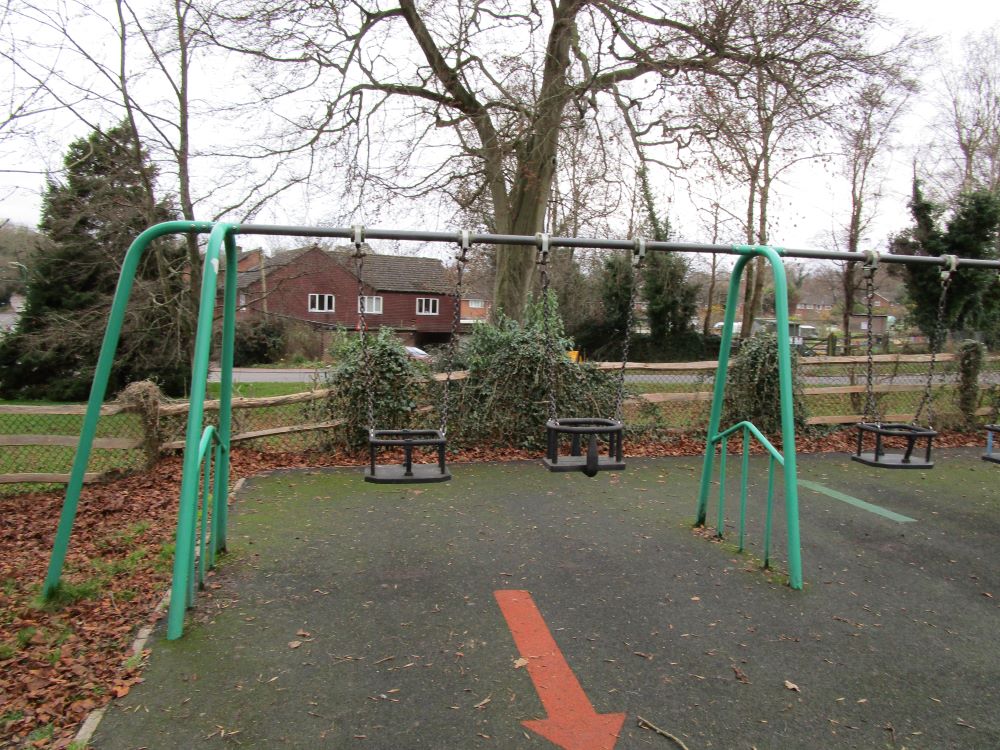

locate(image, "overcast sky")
[[1, 0, 998, 258]]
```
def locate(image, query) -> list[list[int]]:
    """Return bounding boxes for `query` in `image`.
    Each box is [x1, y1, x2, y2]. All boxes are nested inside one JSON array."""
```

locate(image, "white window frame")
[[358, 295, 383, 314], [308, 293, 335, 312], [468, 298, 485, 309], [416, 297, 439, 315]]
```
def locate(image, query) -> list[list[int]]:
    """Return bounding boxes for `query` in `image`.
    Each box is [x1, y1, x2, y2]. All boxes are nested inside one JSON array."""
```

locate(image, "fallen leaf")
[[784, 680, 800, 692], [288, 641, 302, 649], [513, 658, 528, 669]]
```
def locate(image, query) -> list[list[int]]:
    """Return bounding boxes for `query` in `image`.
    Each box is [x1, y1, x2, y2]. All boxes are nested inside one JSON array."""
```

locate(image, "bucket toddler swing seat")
[[351, 226, 470, 484], [851, 252, 955, 469], [537, 234, 643, 477]]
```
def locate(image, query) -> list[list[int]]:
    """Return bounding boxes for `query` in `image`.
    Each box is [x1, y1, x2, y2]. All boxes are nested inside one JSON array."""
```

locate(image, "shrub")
[[233, 317, 285, 367], [957, 339, 985, 429], [722, 334, 808, 435], [281, 319, 327, 362], [324, 328, 427, 449], [448, 298, 620, 449]]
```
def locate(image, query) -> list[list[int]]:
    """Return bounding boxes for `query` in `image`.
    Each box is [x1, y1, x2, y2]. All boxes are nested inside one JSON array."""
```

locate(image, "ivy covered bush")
[[446, 295, 620, 449], [324, 327, 427, 449], [957, 339, 985, 429], [722, 334, 808, 435]]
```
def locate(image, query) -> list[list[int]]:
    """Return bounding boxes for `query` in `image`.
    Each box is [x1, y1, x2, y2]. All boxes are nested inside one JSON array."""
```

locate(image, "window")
[[873, 299, 882, 307], [417, 297, 439, 315], [309, 293, 335, 312], [358, 295, 383, 314], [468, 298, 485, 309], [238, 293, 247, 307]]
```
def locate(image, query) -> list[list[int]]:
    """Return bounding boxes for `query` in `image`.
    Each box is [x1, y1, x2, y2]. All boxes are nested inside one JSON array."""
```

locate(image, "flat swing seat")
[[984, 425, 1000, 465], [543, 418, 625, 477], [365, 429, 451, 484], [851, 421, 937, 469]]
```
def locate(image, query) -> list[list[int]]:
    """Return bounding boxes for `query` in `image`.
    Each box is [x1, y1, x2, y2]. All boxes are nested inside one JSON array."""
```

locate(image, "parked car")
[[405, 346, 431, 361]]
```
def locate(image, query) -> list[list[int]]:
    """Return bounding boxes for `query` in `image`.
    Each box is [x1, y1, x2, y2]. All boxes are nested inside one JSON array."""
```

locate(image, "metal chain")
[[351, 225, 375, 436], [537, 234, 558, 423], [614, 239, 645, 422], [913, 257, 955, 427], [439, 230, 470, 435], [861, 256, 880, 424]]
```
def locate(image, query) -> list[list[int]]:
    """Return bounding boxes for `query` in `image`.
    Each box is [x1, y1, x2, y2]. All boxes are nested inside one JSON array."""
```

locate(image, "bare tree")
[[927, 26, 1000, 200], [203, 0, 894, 320], [831, 79, 911, 345], [670, 1, 919, 337]]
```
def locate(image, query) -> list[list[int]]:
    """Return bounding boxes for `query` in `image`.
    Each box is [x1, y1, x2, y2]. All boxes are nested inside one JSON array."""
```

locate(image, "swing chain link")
[[614, 239, 645, 422], [352, 225, 376, 437], [861, 251, 880, 424], [913, 256, 956, 427], [439, 230, 470, 435], [537, 234, 558, 423]]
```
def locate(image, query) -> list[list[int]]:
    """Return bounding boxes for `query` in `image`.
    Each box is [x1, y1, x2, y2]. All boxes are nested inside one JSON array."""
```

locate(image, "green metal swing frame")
[[41, 225, 805, 641], [42, 221, 238, 641]]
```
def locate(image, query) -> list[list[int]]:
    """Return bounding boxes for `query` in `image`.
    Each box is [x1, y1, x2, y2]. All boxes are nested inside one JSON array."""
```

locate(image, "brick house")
[[231, 245, 458, 346], [458, 279, 492, 326]]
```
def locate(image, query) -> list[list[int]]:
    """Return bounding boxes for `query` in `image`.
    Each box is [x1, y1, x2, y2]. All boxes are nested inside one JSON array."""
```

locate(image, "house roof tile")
[[329, 249, 451, 294], [230, 245, 451, 294]]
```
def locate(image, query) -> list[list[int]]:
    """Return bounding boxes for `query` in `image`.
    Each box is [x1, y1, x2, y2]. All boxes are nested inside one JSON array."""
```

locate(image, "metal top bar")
[[232, 223, 1000, 269]]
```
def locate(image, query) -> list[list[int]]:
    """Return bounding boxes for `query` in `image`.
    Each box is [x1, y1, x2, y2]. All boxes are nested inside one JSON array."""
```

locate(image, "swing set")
[[38, 221, 1000, 639]]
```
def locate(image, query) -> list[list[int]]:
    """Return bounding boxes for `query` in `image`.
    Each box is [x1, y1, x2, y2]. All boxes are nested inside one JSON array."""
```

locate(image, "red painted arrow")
[[495, 590, 625, 750]]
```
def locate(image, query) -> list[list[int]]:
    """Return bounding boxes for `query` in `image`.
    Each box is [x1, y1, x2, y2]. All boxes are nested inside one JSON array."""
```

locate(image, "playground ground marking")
[[798, 479, 916, 523], [495, 590, 625, 750]]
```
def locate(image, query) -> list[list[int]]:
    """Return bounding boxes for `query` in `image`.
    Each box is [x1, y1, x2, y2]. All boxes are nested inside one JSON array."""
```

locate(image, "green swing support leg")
[[42, 221, 214, 601], [166, 223, 239, 640], [694, 245, 802, 590]]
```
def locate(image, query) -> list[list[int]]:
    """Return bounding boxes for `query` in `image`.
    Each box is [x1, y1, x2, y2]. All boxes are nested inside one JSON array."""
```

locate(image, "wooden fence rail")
[[2, 353, 996, 486]]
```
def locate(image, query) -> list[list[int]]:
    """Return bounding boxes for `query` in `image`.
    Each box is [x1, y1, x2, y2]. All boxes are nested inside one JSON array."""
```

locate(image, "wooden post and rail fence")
[[2, 353, 997, 487]]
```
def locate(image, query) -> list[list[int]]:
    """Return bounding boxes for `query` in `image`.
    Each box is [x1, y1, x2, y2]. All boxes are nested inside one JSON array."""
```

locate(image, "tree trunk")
[[703, 254, 719, 337], [489, 0, 579, 321]]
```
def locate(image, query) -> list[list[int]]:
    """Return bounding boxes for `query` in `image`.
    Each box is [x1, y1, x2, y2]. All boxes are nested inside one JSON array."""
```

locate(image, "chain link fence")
[[3, 354, 998, 496]]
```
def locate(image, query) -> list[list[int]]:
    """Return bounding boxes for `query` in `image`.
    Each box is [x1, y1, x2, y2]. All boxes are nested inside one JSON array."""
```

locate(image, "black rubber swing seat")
[[365, 429, 451, 484], [983, 424, 1000, 465], [851, 421, 937, 469], [543, 418, 625, 477]]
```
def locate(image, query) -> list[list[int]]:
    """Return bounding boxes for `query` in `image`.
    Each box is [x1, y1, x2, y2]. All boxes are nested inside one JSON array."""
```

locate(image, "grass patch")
[[92, 546, 148, 578], [16, 627, 36, 648], [1, 711, 24, 727], [37, 579, 105, 608], [27, 723, 54, 743], [153, 542, 175, 574], [0, 642, 14, 660]]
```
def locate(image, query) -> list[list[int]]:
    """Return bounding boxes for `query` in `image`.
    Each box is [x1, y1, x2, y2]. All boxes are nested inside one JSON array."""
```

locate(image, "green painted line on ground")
[[798, 479, 917, 524]]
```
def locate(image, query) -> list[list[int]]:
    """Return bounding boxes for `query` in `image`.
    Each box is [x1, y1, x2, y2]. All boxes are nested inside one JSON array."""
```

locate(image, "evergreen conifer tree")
[[0, 123, 189, 400], [892, 181, 1000, 342]]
